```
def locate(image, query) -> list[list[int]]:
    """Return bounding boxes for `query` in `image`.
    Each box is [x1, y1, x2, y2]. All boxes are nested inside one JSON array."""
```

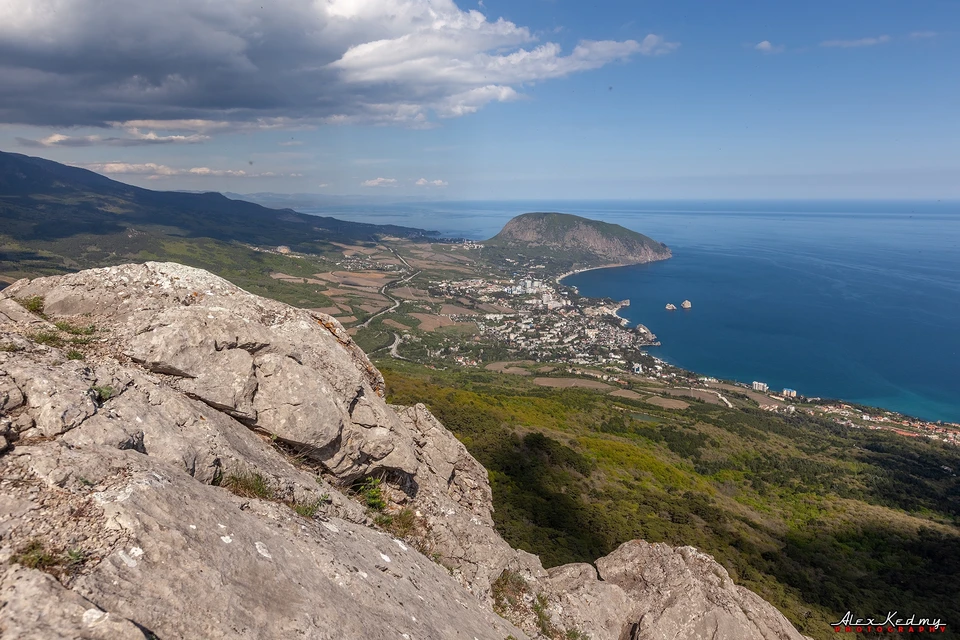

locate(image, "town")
[[427, 274, 661, 368]]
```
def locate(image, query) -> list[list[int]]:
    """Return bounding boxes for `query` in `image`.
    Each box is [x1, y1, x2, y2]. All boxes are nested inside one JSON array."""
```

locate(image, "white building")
[[752, 381, 769, 392]]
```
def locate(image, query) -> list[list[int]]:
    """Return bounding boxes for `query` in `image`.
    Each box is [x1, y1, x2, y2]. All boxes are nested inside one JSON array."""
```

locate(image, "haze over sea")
[[304, 200, 960, 422]]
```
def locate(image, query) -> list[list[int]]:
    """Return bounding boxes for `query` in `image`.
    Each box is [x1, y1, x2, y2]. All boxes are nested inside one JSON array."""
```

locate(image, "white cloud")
[[754, 40, 785, 54], [0, 0, 678, 128], [80, 162, 289, 179], [908, 31, 937, 39], [317, 183, 330, 188], [17, 129, 209, 147], [361, 177, 398, 187], [279, 140, 304, 146], [637, 34, 681, 56], [415, 178, 448, 187], [820, 35, 891, 48], [434, 86, 519, 118], [332, 38, 648, 87]]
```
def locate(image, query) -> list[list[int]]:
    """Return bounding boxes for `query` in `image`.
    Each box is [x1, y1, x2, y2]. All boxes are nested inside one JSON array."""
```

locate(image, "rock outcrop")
[[0, 262, 807, 640]]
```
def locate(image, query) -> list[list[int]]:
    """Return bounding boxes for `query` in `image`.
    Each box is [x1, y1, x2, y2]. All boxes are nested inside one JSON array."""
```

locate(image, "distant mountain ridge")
[[0, 150, 437, 289], [0, 151, 434, 245], [486, 212, 671, 268]]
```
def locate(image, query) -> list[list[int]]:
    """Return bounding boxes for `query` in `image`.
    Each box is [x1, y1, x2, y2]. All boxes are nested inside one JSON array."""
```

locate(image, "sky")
[[0, 0, 958, 199]]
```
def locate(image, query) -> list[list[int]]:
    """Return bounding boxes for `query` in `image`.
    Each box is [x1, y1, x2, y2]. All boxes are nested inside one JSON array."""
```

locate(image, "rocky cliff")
[[0, 262, 805, 639], [486, 213, 671, 267]]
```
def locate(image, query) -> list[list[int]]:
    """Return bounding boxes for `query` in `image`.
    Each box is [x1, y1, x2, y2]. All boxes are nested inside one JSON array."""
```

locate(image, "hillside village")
[[430, 275, 659, 367]]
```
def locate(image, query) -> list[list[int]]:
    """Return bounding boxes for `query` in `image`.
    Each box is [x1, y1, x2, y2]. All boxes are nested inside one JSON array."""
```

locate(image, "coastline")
[[557, 251, 673, 288], [559, 261, 661, 332], [557, 262, 632, 286], [556, 252, 957, 425]]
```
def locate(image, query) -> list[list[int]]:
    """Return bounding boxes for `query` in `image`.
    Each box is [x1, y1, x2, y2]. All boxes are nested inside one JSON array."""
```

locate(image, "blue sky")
[[1, 0, 957, 198]]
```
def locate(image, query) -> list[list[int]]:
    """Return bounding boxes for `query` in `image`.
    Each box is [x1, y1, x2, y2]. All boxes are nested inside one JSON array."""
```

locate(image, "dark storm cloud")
[[0, 0, 673, 132]]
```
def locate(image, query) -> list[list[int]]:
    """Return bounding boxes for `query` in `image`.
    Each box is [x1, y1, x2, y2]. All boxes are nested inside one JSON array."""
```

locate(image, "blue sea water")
[[303, 200, 960, 422]]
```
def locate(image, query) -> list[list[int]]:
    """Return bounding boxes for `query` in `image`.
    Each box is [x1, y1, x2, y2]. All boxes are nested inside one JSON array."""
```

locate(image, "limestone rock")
[[1, 564, 147, 640], [5, 262, 411, 482], [395, 403, 546, 596], [0, 359, 98, 438], [1, 445, 525, 640], [541, 563, 633, 640], [594, 540, 808, 640]]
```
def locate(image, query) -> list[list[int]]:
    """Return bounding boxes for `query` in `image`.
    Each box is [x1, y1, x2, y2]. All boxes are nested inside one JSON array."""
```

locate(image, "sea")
[[301, 200, 960, 423]]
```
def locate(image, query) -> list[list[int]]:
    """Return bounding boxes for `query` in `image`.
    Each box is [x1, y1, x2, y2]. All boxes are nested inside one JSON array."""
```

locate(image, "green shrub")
[[91, 385, 114, 402], [357, 477, 387, 511], [376, 508, 417, 538], [54, 320, 96, 336], [222, 471, 275, 500], [375, 508, 436, 556], [66, 350, 85, 360], [27, 330, 63, 347], [12, 540, 58, 570], [291, 497, 325, 518], [492, 569, 528, 614], [11, 540, 89, 578], [532, 593, 558, 637], [15, 296, 45, 317], [64, 548, 88, 568]]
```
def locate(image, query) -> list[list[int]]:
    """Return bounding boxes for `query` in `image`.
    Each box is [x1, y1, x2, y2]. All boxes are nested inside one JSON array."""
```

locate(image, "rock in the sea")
[[0, 262, 807, 640], [665, 303, 677, 310], [681, 299, 692, 309]]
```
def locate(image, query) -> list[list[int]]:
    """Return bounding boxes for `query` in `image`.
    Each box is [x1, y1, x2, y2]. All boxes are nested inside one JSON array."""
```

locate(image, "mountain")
[[0, 151, 433, 244], [0, 150, 436, 304], [222, 191, 420, 209], [0, 150, 434, 284], [485, 212, 671, 270], [0, 263, 807, 640]]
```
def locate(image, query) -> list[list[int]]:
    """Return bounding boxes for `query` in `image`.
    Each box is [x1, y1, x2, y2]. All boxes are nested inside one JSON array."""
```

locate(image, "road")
[[388, 332, 408, 360], [359, 247, 420, 329]]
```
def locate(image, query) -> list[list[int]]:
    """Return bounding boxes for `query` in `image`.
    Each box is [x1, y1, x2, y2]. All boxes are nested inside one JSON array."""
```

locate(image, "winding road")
[[359, 248, 420, 329], [360, 247, 417, 360], [387, 332, 408, 360]]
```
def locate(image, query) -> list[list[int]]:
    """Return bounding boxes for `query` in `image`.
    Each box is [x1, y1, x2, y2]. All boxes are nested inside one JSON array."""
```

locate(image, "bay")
[[304, 200, 960, 422]]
